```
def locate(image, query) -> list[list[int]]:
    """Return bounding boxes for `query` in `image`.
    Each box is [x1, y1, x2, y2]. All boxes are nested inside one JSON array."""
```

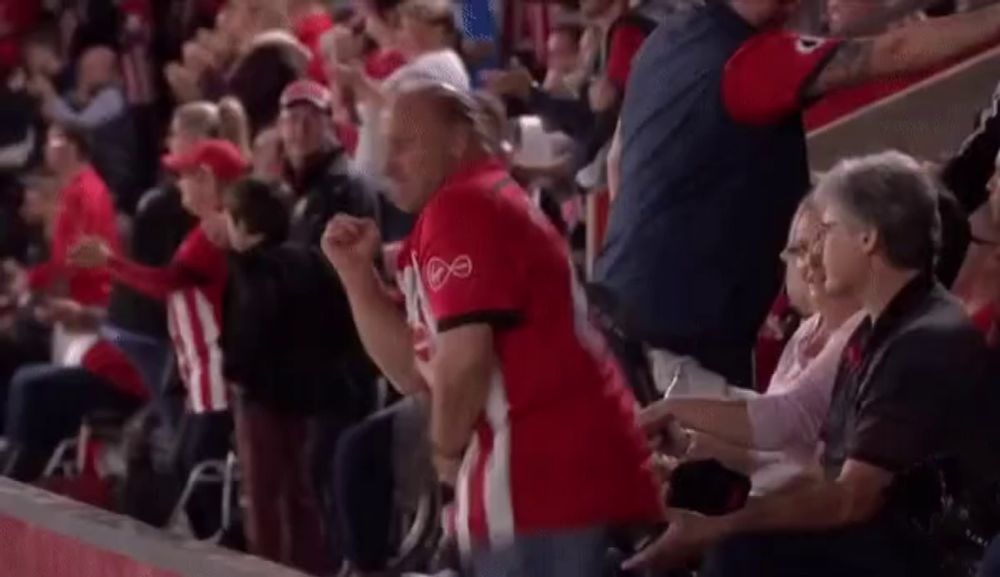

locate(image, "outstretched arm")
[[807, 4, 1000, 97]]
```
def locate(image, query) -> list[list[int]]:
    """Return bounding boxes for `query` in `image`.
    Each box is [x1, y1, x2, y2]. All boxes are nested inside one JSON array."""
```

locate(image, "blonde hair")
[[174, 98, 251, 156]]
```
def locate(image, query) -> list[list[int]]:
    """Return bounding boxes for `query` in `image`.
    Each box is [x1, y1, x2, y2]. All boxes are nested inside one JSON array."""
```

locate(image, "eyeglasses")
[[780, 243, 811, 263]]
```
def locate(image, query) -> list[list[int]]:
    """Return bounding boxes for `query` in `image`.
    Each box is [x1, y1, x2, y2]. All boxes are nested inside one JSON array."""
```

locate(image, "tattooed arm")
[[807, 2, 1000, 97]]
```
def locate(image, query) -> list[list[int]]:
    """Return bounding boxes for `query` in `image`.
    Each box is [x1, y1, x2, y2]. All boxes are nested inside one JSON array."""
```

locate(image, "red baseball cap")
[[280, 79, 333, 113], [162, 139, 248, 183]]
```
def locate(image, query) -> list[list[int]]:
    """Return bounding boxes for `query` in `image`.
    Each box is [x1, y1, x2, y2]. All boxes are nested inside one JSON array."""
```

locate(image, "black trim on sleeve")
[[799, 39, 846, 107], [437, 310, 522, 332]]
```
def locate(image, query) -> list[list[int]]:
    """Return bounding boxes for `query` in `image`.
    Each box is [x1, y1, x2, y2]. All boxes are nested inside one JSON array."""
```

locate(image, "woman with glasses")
[[639, 195, 864, 495]]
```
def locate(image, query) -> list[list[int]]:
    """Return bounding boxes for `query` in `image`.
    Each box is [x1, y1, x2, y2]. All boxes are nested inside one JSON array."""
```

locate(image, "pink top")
[[746, 312, 865, 454]]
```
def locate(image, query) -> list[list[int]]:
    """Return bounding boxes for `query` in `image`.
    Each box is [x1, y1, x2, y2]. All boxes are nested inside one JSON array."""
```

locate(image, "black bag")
[[886, 457, 1000, 577]]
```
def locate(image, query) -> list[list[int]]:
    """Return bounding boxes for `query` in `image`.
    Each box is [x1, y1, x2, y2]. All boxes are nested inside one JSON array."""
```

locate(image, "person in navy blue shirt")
[[598, 0, 1000, 389]]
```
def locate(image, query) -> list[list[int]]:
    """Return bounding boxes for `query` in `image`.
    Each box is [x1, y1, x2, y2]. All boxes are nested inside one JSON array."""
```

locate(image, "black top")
[[821, 275, 998, 482], [596, 1, 810, 354], [286, 148, 379, 248], [106, 183, 197, 338], [222, 243, 376, 416]]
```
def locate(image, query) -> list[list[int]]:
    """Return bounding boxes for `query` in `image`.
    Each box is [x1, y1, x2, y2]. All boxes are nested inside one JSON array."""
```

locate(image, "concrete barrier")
[[0, 478, 309, 577]]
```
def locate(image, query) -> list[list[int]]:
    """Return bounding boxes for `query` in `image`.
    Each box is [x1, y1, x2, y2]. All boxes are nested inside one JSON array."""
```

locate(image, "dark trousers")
[[233, 398, 334, 574], [3, 364, 142, 481], [171, 410, 233, 540], [701, 523, 941, 577], [335, 407, 396, 572], [0, 331, 51, 430]]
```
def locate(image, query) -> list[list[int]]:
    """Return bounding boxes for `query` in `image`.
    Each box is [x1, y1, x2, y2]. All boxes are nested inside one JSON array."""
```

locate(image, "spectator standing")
[[541, 20, 585, 98], [324, 84, 662, 577], [278, 80, 377, 248], [31, 45, 141, 212], [69, 139, 247, 540], [484, 0, 656, 184], [103, 101, 243, 399], [346, 0, 471, 185], [624, 152, 1000, 577], [223, 179, 374, 572], [598, 0, 1000, 390], [222, 0, 309, 135]]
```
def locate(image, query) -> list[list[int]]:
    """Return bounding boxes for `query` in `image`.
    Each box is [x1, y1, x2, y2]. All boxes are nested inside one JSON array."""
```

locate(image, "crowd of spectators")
[[0, 0, 999, 576]]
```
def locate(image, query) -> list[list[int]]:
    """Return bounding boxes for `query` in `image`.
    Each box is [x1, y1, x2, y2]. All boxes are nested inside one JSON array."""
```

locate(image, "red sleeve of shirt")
[[723, 31, 842, 125], [294, 12, 335, 84], [108, 228, 220, 300], [417, 192, 523, 331], [365, 50, 407, 81], [606, 23, 648, 92]]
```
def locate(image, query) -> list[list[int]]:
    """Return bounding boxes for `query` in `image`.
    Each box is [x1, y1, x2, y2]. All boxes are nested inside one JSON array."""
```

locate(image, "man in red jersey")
[[323, 83, 662, 576]]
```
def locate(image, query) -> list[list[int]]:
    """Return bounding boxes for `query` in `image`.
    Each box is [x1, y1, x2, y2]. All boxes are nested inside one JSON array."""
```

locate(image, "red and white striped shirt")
[[109, 226, 228, 413], [397, 158, 661, 551]]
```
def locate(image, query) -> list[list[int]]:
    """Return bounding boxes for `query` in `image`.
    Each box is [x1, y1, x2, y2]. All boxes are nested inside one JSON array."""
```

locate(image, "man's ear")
[[449, 128, 470, 160], [860, 228, 878, 256]]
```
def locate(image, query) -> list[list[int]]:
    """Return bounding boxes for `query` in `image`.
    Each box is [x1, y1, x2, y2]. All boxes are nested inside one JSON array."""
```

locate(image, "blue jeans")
[[99, 325, 172, 398], [4, 364, 143, 481], [470, 528, 615, 577]]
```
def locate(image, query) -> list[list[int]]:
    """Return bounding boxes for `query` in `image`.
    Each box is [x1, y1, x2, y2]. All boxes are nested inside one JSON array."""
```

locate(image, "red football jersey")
[[396, 158, 662, 551], [723, 31, 842, 125], [109, 226, 228, 413]]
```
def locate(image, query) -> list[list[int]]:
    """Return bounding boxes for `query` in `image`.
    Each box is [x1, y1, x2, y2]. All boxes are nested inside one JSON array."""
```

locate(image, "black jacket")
[[941, 81, 1000, 215], [286, 147, 379, 247], [223, 243, 376, 417]]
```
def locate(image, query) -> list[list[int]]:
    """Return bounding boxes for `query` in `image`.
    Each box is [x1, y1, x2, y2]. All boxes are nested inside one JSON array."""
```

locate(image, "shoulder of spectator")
[[134, 184, 172, 215], [870, 319, 987, 391]]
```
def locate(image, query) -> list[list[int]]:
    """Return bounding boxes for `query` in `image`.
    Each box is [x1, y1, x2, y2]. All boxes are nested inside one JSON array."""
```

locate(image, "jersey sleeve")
[[606, 23, 648, 92], [417, 193, 524, 332], [107, 228, 219, 300], [723, 31, 842, 125]]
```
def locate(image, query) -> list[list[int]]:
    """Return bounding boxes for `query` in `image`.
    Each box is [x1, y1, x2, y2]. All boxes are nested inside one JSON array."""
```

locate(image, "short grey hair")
[[816, 151, 941, 271]]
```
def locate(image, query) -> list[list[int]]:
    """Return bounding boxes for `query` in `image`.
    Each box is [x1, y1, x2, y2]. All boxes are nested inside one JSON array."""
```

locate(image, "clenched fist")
[[68, 236, 112, 269], [322, 215, 381, 280]]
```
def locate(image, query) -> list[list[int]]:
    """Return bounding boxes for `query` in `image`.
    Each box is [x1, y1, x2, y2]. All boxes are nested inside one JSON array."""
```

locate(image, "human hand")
[[165, 63, 202, 103], [481, 63, 533, 101], [640, 409, 693, 458], [432, 451, 462, 486], [68, 236, 112, 269], [201, 213, 230, 249], [332, 62, 364, 89], [45, 298, 87, 327], [322, 215, 381, 280], [621, 508, 726, 571], [26, 74, 56, 100], [588, 76, 617, 111]]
